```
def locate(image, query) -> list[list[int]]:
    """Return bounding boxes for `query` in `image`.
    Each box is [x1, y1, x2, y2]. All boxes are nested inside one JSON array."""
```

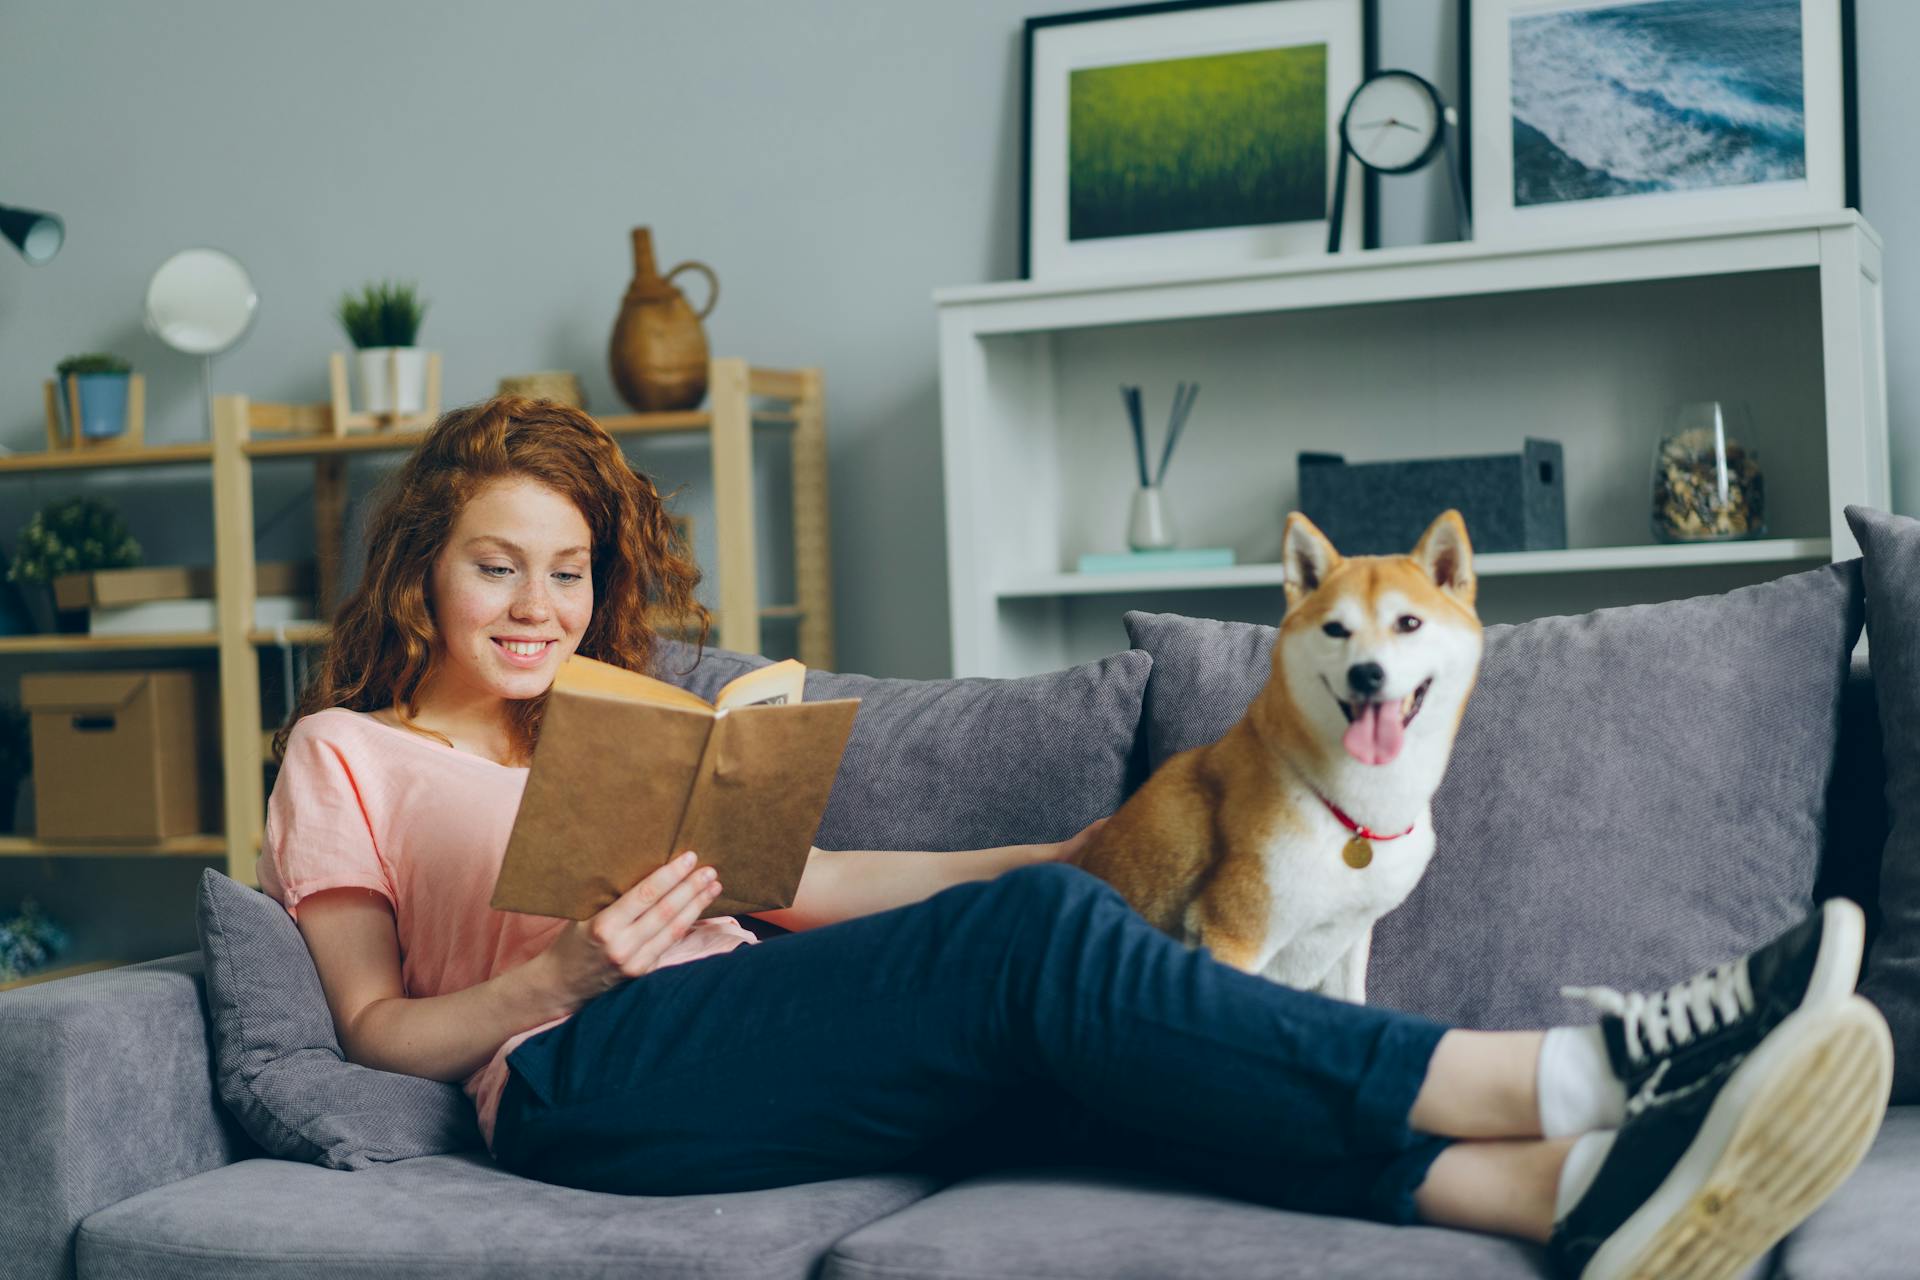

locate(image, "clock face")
[[1341, 72, 1441, 174]]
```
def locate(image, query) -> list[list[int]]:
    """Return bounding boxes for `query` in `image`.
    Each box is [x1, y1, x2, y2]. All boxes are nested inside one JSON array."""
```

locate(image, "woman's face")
[[427, 475, 594, 708]]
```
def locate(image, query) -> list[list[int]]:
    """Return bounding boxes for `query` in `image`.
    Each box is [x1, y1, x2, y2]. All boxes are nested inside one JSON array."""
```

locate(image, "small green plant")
[[5, 496, 142, 587], [336, 280, 429, 348], [55, 352, 131, 378], [0, 899, 69, 984]]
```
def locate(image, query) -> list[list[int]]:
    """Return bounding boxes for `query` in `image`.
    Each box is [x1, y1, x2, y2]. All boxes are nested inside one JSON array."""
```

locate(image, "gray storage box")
[[1298, 438, 1567, 555]]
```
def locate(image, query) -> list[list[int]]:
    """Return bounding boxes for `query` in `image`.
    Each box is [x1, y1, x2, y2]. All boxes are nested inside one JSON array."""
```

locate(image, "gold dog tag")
[[1342, 836, 1373, 870]]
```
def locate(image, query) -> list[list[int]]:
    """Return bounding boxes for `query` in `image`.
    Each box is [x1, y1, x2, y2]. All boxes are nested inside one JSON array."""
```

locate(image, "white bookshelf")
[[936, 211, 1887, 677]]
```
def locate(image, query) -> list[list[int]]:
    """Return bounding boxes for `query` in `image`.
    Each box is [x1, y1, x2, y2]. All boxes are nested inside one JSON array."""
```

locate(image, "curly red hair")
[[274, 395, 710, 762]]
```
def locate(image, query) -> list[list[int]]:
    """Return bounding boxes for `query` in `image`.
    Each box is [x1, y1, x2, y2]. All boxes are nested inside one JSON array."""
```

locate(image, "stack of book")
[[52, 563, 318, 635]]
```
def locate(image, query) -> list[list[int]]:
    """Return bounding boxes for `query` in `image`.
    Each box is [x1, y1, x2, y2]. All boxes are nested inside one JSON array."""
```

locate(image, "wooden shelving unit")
[[0, 441, 214, 474], [0, 834, 226, 858], [0, 631, 223, 655], [0, 958, 123, 992], [232, 359, 833, 666], [0, 358, 836, 895]]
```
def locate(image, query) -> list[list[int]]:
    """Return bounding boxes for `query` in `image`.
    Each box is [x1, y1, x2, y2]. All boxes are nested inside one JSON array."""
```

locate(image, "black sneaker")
[[1562, 898, 1868, 1109], [1546, 993, 1891, 1280]]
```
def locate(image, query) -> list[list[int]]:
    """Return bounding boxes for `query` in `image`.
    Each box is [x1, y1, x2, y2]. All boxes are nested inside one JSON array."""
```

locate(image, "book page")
[[714, 658, 806, 712], [554, 653, 715, 714], [491, 696, 715, 919], [668, 697, 860, 915]]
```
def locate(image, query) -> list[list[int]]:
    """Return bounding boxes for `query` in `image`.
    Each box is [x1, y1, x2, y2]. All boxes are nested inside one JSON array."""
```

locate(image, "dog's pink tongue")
[[1343, 700, 1405, 766]]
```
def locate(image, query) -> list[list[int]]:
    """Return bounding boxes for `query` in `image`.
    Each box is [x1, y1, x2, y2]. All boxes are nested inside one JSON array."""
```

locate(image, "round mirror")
[[144, 248, 257, 355]]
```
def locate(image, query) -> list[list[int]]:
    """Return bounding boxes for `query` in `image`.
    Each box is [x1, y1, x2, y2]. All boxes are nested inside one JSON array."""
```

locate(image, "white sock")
[[1537, 1024, 1627, 1138], [1555, 1130, 1618, 1221]]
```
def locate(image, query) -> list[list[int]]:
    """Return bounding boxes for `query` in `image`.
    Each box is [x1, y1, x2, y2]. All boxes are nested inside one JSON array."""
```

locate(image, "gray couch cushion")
[[1769, 1104, 1920, 1279], [1124, 559, 1865, 1030], [76, 1152, 942, 1280], [653, 640, 1152, 850], [820, 1166, 1546, 1279], [1820, 662, 1888, 935], [1845, 505, 1920, 1100], [195, 867, 483, 1170]]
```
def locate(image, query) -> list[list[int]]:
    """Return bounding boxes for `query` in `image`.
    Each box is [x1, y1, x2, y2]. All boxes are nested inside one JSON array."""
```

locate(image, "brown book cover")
[[490, 654, 859, 921]]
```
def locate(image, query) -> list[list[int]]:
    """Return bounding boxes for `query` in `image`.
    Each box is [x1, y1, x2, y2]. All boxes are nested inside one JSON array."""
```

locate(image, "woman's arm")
[[748, 818, 1109, 933], [300, 851, 724, 1083], [296, 886, 577, 1083]]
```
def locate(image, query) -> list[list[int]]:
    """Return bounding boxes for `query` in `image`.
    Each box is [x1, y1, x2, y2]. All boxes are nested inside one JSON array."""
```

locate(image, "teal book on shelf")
[[1076, 547, 1236, 574]]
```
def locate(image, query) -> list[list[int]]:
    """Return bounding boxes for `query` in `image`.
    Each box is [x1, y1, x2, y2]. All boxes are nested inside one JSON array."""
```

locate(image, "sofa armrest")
[[0, 951, 257, 1280]]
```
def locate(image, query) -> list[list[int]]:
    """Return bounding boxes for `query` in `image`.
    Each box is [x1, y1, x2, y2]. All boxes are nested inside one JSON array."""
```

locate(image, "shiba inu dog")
[[1077, 509, 1483, 1002]]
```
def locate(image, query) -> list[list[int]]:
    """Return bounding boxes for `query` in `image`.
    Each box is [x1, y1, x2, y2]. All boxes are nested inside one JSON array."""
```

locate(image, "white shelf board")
[[935, 211, 1876, 335], [999, 538, 1831, 598]]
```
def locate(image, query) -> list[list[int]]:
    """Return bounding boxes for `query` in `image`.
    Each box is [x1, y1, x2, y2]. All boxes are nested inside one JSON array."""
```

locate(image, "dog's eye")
[[1322, 622, 1350, 639], [1396, 615, 1423, 633]]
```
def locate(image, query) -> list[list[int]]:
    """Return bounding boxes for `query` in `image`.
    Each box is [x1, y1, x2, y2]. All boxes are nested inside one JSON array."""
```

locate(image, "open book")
[[490, 655, 860, 920]]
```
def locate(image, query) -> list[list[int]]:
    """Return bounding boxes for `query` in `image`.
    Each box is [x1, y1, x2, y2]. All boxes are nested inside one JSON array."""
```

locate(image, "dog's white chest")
[[1255, 816, 1435, 988]]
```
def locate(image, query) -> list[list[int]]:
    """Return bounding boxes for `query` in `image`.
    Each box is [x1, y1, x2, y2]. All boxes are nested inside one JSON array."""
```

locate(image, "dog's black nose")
[[1347, 663, 1385, 698]]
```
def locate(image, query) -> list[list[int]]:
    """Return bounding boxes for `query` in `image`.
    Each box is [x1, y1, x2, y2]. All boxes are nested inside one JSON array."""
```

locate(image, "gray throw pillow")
[[195, 867, 482, 1169], [1845, 504, 1920, 1100], [652, 640, 1152, 851], [1124, 558, 1864, 1031]]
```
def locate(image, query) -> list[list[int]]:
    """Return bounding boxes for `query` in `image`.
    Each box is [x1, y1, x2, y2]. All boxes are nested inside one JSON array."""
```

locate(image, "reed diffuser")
[[1121, 382, 1200, 551]]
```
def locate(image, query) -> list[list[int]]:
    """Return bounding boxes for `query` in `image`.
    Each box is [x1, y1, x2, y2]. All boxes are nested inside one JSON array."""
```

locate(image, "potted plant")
[[5, 495, 143, 633], [0, 899, 69, 984], [0, 700, 27, 835], [54, 352, 134, 440], [336, 280, 430, 415]]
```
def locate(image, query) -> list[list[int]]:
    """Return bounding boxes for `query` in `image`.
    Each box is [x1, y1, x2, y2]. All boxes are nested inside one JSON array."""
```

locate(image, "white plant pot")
[[1127, 485, 1176, 551], [356, 347, 426, 414]]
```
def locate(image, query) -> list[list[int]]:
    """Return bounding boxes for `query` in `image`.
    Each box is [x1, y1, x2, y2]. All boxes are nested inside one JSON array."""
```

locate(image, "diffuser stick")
[[1154, 382, 1199, 486], [1121, 385, 1150, 487]]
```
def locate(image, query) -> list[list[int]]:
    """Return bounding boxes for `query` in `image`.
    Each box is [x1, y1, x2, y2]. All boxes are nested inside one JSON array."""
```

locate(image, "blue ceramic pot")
[[72, 372, 130, 439]]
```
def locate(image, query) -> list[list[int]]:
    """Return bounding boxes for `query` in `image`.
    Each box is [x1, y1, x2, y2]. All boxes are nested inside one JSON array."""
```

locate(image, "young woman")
[[260, 396, 1891, 1280]]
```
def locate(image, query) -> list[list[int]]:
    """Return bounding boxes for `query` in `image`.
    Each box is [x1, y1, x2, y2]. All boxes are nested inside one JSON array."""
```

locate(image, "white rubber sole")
[[1581, 993, 1892, 1280], [1806, 897, 1867, 1006]]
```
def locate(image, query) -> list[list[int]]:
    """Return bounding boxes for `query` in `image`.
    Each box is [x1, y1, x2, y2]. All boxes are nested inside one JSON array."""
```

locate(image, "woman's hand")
[[538, 849, 723, 1009], [1047, 817, 1110, 867]]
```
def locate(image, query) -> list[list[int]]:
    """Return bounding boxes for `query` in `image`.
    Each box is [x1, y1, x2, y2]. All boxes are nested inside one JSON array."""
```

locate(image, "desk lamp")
[[0, 203, 63, 264]]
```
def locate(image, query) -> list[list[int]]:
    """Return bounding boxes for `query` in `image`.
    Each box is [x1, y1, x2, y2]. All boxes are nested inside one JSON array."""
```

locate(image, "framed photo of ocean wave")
[[1021, 0, 1365, 280], [1468, 0, 1856, 243]]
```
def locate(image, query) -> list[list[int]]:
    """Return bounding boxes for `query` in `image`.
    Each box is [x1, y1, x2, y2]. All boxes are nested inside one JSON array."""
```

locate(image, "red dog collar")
[[1315, 792, 1415, 841]]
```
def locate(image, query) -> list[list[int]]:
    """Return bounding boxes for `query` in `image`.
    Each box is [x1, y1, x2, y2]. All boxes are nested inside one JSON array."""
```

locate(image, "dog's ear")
[[1282, 512, 1341, 612], [1411, 509, 1476, 609]]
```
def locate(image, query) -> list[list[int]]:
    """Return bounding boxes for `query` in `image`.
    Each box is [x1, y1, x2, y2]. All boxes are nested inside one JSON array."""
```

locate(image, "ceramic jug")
[[608, 227, 719, 413]]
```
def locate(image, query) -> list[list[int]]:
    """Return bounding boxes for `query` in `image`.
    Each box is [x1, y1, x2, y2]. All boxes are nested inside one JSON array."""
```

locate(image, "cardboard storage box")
[[20, 669, 214, 842]]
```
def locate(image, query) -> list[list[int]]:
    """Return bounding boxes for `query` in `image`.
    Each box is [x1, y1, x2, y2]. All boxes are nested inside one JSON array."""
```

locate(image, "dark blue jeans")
[[492, 862, 1452, 1224]]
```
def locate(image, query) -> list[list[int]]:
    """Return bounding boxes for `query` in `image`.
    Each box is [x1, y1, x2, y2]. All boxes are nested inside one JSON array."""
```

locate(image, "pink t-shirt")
[[257, 706, 757, 1153]]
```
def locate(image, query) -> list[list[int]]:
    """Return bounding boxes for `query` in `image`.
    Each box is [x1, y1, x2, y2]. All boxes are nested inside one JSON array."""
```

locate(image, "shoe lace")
[[1561, 960, 1756, 1066]]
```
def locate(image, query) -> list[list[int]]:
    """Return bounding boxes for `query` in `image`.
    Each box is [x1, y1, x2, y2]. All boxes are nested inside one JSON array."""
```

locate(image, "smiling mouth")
[[493, 638, 555, 658], [1327, 675, 1432, 729]]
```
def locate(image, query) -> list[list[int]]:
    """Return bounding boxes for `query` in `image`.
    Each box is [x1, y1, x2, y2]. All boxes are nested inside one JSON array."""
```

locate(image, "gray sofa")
[[6, 569, 1918, 1280]]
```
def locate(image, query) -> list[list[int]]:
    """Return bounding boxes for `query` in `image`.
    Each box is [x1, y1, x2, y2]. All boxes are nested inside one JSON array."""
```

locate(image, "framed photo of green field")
[[1021, 0, 1366, 280]]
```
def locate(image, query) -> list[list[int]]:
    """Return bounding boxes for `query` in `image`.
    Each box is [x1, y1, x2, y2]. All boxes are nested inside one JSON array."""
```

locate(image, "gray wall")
[[1855, 0, 1919, 522], [0, 0, 1913, 688]]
